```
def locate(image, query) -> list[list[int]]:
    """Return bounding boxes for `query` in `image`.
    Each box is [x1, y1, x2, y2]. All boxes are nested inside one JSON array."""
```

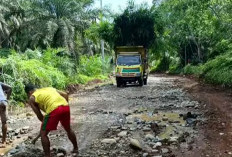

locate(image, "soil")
[[2, 74, 232, 157]]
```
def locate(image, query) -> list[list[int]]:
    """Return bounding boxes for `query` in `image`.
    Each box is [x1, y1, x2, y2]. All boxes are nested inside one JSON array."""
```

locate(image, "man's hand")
[[28, 96, 44, 122]]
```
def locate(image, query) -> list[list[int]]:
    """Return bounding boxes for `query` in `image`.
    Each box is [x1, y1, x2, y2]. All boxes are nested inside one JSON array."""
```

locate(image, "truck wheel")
[[144, 78, 147, 85], [138, 78, 144, 86], [116, 78, 121, 87]]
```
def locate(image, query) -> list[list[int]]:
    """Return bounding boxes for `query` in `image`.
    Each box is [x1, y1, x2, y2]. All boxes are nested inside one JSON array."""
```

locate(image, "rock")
[[152, 149, 159, 153], [127, 120, 133, 124], [129, 138, 142, 150], [118, 131, 127, 137], [57, 147, 67, 155], [143, 153, 149, 157], [219, 133, 224, 136], [121, 127, 127, 130], [153, 142, 162, 148], [169, 136, 179, 143], [161, 148, 169, 154], [143, 127, 151, 132], [162, 117, 168, 121], [130, 127, 136, 131], [145, 134, 155, 140], [22, 126, 30, 130], [101, 138, 117, 144], [15, 129, 20, 136], [57, 153, 65, 157], [110, 126, 120, 130]]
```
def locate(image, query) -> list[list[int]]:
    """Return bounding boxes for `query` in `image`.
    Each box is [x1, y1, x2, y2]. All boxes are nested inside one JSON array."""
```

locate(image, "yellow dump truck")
[[115, 46, 149, 87]]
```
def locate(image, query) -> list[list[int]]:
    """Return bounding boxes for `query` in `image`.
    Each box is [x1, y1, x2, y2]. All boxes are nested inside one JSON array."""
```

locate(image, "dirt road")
[[3, 75, 232, 157]]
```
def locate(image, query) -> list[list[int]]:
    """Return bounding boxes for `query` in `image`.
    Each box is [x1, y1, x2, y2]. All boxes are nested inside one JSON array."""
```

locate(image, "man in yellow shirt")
[[25, 84, 78, 157]]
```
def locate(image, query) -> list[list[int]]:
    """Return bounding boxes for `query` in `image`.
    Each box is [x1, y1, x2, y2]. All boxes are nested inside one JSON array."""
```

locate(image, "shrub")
[[183, 64, 203, 76], [0, 48, 112, 104], [201, 51, 232, 86], [0, 55, 67, 102]]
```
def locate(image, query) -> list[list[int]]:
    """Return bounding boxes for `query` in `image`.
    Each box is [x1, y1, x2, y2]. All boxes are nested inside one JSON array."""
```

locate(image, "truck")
[[115, 46, 149, 87]]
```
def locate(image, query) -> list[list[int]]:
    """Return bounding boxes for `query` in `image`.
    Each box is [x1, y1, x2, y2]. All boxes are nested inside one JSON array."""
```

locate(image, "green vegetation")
[[148, 0, 232, 86], [0, 49, 111, 104]]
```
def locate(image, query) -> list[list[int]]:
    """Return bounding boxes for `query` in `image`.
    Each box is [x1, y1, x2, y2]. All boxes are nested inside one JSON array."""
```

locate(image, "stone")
[[118, 131, 127, 137], [57, 147, 67, 155], [153, 142, 162, 148], [145, 134, 155, 140], [161, 148, 169, 154], [162, 117, 168, 121], [57, 153, 65, 157], [110, 126, 120, 130], [101, 138, 117, 144], [152, 149, 159, 153], [22, 126, 30, 130], [143, 153, 149, 157], [169, 136, 179, 143], [15, 129, 20, 136], [129, 138, 142, 150], [143, 127, 151, 132], [219, 133, 224, 136], [130, 127, 136, 131], [121, 127, 127, 130]]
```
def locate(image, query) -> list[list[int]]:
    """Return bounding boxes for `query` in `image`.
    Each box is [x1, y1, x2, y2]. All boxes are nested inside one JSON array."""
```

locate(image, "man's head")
[[25, 84, 36, 97]]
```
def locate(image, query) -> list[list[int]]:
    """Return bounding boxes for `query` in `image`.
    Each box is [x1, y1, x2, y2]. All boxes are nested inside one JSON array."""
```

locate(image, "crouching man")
[[25, 85, 78, 157]]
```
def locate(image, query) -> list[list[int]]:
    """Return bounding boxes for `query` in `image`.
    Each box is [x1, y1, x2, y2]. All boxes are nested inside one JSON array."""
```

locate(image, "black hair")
[[25, 84, 36, 94]]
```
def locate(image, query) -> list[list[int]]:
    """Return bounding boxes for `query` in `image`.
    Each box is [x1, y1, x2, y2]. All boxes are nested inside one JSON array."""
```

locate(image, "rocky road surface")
[[2, 74, 232, 157]]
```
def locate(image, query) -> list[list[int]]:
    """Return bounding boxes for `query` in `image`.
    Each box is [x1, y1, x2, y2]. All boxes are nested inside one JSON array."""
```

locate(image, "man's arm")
[[28, 96, 44, 122], [57, 90, 69, 102], [1, 83, 12, 100]]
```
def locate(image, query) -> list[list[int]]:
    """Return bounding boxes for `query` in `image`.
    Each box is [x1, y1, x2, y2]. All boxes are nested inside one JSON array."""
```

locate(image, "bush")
[[168, 57, 182, 74], [150, 56, 170, 73], [77, 55, 112, 77], [183, 64, 203, 76], [201, 51, 232, 86], [0, 48, 112, 104], [0, 55, 67, 102]]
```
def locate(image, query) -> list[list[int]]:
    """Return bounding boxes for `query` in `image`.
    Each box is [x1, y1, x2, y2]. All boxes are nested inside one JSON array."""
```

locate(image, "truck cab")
[[115, 46, 148, 87]]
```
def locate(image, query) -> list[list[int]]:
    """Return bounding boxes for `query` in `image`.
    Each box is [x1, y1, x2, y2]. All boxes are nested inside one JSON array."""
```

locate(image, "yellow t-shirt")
[[32, 87, 68, 115]]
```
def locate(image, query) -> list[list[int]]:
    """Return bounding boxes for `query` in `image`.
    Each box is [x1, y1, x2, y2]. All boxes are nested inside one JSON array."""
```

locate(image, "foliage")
[[0, 53, 67, 102], [183, 64, 203, 76], [0, 48, 112, 103], [201, 51, 232, 86], [78, 56, 111, 77], [112, 2, 155, 48], [0, 0, 98, 56]]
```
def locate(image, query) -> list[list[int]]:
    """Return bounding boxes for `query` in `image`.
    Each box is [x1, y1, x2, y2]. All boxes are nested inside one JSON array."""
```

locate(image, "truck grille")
[[122, 73, 136, 77], [122, 68, 140, 73]]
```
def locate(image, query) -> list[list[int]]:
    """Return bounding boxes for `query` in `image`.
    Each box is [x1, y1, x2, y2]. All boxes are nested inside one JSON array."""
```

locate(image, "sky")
[[94, 0, 153, 13]]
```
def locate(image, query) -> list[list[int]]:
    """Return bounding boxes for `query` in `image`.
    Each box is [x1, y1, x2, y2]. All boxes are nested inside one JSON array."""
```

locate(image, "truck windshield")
[[117, 55, 141, 66]]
